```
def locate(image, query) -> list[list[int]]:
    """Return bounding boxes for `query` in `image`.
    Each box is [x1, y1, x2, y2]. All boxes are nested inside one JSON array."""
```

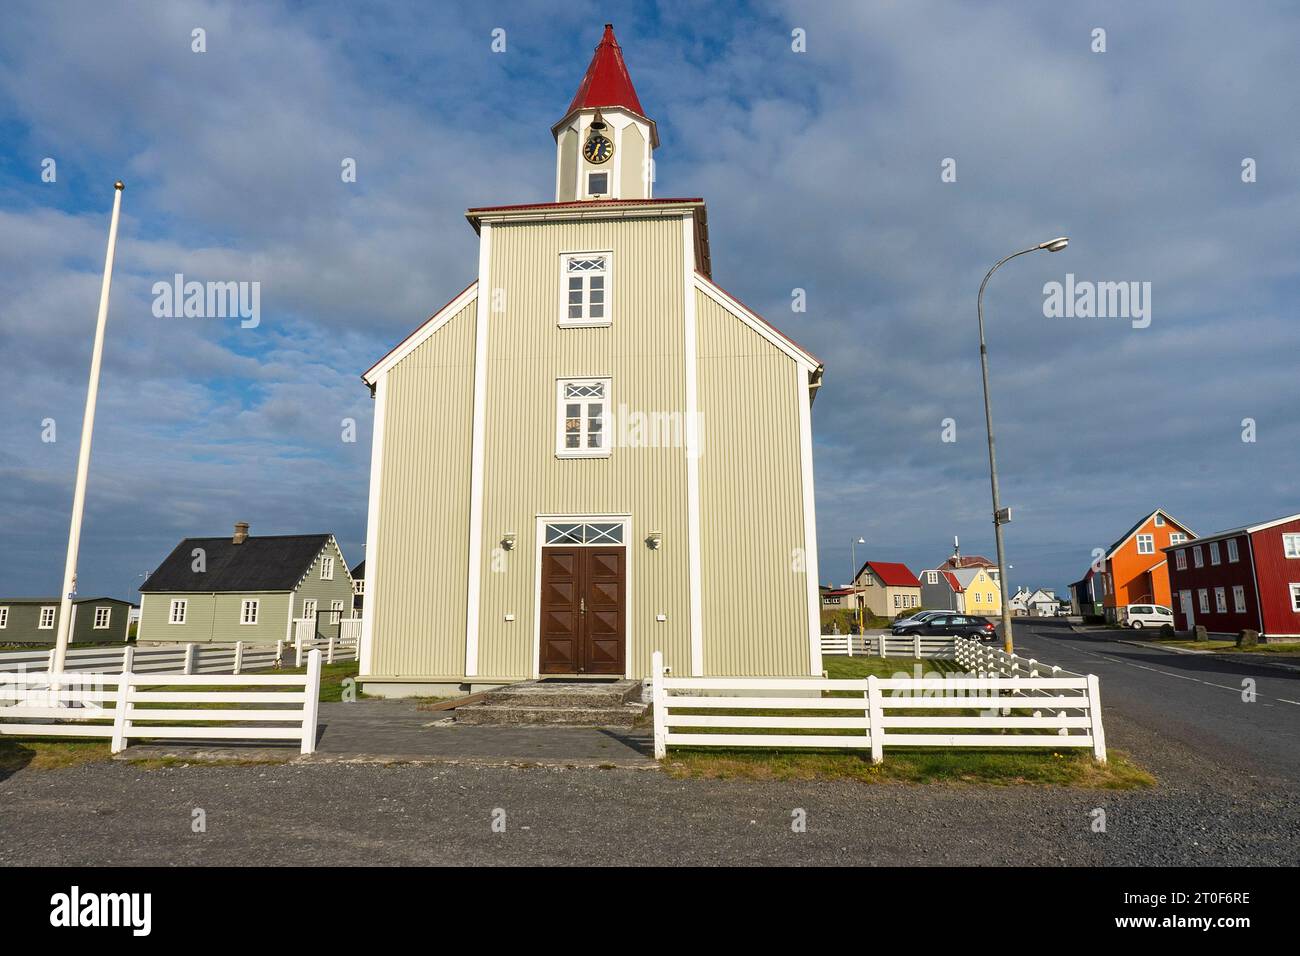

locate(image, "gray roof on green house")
[[0, 596, 135, 605], [139, 534, 333, 593]]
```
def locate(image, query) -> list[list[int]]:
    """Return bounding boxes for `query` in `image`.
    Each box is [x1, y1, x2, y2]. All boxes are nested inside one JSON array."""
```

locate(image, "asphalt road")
[[1009, 619, 1300, 789]]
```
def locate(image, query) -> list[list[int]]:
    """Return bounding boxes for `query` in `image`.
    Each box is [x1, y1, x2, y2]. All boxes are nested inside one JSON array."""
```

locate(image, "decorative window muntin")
[[557, 378, 611, 456], [560, 254, 611, 326], [544, 522, 625, 546]]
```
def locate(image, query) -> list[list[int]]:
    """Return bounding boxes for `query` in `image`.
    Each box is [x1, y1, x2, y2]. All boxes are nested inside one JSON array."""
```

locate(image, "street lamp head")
[[856, 537, 865, 544], [1039, 236, 1069, 252]]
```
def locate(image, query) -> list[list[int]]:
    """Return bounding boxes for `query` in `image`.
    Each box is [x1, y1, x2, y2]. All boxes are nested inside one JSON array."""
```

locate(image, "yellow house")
[[357, 25, 825, 697], [950, 566, 1002, 616]]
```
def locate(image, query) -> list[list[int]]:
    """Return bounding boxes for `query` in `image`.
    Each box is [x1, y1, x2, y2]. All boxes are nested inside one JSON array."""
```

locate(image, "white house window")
[[1290, 584, 1300, 612], [302, 599, 317, 619], [1198, 589, 1209, 614], [893, 595, 901, 608], [1214, 587, 1227, 613], [1169, 533, 1188, 546], [1233, 585, 1247, 613], [1175, 549, 1187, 571], [1227, 538, 1240, 563], [1284, 534, 1300, 559], [544, 522, 625, 545], [556, 378, 611, 457], [169, 599, 187, 625], [560, 254, 610, 327], [240, 599, 259, 625], [927, 571, 938, 584], [1209, 542, 1221, 565], [0, 606, 8, 629], [586, 171, 609, 197], [1193, 546, 1204, 568], [320, 555, 335, 580], [353, 579, 365, 596], [1137, 534, 1155, 554], [1154, 514, 1165, 526], [330, 599, 344, 622], [39, 606, 56, 629], [93, 606, 112, 629]]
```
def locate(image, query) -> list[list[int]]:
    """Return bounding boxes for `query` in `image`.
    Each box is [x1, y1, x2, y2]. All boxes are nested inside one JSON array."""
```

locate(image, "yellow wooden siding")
[[695, 288, 813, 675], [370, 300, 477, 678], [476, 216, 691, 679]]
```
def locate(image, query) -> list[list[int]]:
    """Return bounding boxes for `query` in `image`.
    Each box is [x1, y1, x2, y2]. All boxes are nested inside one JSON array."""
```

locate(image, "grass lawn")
[[662, 655, 1156, 789]]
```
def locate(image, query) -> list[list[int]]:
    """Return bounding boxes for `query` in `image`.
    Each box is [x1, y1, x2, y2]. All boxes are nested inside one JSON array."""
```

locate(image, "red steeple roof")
[[565, 23, 645, 117]]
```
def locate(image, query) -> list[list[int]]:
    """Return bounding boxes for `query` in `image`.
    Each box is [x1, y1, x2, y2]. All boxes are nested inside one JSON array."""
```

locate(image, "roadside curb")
[[1116, 639, 1210, 655], [115, 746, 661, 770], [1115, 640, 1300, 673]]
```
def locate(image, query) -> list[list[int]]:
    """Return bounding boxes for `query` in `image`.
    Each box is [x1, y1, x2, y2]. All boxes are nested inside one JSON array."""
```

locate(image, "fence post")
[[275, 639, 283, 666], [1086, 674, 1107, 763], [327, 633, 336, 665], [295, 630, 304, 669], [867, 675, 884, 764], [47, 649, 56, 672], [651, 650, 666, 759], [300, 649, 322, 755], [913, 634, 921, 660], [233, 640, 244, 675], [847, 632, 854, 657], [184, 643, 197, 675], [110, 661, 133, 754]]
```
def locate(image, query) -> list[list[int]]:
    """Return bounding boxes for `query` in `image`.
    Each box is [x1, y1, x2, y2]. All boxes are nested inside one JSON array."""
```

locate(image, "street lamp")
[[850, 536, 865, 634], [976, 237, 1068, 654]]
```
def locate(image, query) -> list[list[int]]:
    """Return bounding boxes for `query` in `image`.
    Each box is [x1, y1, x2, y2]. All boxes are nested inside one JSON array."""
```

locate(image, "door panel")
[[538, 546, 626, 675]]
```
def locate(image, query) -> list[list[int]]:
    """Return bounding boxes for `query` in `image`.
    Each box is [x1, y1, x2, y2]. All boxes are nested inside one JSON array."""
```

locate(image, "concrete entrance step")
[[455, 678, 647, 726]]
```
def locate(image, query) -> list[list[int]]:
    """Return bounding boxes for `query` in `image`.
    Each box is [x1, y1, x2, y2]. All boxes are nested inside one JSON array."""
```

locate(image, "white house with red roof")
[[851, 561, 923, 617], [356, 24, 825, 696]]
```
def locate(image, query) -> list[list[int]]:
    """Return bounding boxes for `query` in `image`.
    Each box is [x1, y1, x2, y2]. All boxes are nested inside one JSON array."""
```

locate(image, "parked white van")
[[1119, 604, 1175, 630]]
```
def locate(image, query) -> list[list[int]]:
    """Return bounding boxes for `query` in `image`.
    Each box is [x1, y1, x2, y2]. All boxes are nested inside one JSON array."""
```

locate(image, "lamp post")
[[850, 536, 865, 634], [977, 237, 1068, 654]]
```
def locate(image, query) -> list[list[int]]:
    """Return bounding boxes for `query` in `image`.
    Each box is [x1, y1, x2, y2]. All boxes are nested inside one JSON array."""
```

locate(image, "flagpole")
[[51, 181, 124, 674]]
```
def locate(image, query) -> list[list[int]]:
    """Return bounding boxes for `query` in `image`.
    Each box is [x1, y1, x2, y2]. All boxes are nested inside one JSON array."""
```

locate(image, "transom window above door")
[[556, 378, 611, 457], [544, 522, 625, 545], [560, 253, 611, 327]]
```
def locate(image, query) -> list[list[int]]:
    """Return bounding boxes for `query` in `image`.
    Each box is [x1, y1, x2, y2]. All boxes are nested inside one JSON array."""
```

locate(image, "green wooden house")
[[137, 523, 355, 644], [0, 597, 136, 645]]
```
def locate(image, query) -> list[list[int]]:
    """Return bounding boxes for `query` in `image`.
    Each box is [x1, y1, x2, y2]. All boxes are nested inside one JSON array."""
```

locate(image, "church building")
[[358, 24, 824, 696]]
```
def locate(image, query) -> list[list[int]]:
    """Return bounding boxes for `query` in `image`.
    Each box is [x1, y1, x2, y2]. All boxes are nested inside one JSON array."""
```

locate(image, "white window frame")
[[555, 377, 612, 458], [1175, 549, 1187, 571], [38, 606, 56, 629], [302, 599, 317, 620], [93, 606, 112, 629], [1290, 583, 1300, 613], [927, 571, 938, 584], [1198, 589, 1209, 614], [1284, 534, 1300, 559], [1169, 533, 1188, 546], [1137, 534, 1155, 554], [0, 606, 7, 629], [1232, 585, 1246, 613], [1209, 542, 1221, 566], [1193, 546, 1204, 568], [558, 252, 613, 328], [353, 579, 365, 596], [320, 555, 335, 580], [1154, 514, 1165, 526], [330, 599, 345, 623], [1227, 538, 1240, 563], [240, 599, 259, 625], [1214, 587, 1227, 613], [169, 599, 187, 625], [585, 170, 609, 198]]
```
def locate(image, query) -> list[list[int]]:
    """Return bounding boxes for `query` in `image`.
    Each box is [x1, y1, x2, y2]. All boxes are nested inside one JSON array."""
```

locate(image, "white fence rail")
[[651, 649, 1105, 763], [820, 633, 956, 659], [292, 618, 359, 666], [0, 641, 286, 676], [0, 649, 322, 754]]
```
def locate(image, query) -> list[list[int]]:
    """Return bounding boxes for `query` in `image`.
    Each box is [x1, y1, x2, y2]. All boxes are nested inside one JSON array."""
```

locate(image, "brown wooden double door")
[[539, 547, 626, 675]]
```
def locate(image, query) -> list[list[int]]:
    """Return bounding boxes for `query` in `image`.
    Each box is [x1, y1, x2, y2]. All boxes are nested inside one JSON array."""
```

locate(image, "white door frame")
[[531, 514, 633, 679], [1180, 589, 1194, 628]]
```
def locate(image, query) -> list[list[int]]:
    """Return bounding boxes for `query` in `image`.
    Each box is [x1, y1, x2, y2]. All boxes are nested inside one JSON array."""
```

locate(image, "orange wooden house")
[[1096, 509, 1196, 622]]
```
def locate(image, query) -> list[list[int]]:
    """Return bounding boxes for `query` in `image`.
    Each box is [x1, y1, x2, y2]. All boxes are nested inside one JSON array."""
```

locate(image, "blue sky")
[[1, 0, 1297, 601]]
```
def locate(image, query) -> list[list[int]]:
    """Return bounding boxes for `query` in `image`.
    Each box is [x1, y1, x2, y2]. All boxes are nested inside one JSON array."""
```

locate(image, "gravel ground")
[[2, 740, 1297, 867]]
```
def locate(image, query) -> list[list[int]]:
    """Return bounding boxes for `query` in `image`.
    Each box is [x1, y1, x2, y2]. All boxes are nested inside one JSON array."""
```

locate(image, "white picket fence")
[[0, 648, 322, 754], [650, 649, 1106, 763], [292, 617, 359, 666], [820, 633, 956, 658], [0, 641, 285, 676]]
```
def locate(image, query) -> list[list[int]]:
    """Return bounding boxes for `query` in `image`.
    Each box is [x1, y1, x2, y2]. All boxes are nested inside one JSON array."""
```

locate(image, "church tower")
[[552, 24, 659, 201]]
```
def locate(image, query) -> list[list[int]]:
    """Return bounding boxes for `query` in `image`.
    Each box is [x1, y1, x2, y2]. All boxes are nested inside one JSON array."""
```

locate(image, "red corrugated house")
[[1164, 512, 1300, 639]]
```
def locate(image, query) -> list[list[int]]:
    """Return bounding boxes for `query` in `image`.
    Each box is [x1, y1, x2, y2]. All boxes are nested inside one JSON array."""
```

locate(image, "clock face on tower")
[[583, 134, 614, 164]]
